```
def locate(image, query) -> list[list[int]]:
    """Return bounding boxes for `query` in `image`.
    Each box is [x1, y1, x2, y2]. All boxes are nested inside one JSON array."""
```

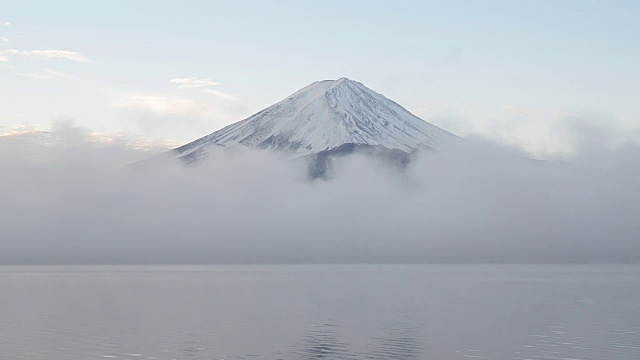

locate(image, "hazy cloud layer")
[[424, 106, 640, 160], [110, 89, 246, 142], [1, 123, 639, 265]]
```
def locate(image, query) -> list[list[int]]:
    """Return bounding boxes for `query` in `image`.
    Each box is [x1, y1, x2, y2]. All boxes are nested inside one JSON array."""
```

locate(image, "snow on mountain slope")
[[172, 78, 457, 162]]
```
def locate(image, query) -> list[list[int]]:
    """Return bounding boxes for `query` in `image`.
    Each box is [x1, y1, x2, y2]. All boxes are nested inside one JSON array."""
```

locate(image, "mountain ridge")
[[169, 78, 457, 163]]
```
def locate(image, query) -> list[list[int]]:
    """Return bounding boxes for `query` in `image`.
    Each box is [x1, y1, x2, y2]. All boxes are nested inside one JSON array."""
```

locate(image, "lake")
[[0, 264, 638, 359]]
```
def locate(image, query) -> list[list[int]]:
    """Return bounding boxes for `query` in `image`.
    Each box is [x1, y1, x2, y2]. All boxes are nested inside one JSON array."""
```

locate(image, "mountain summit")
[[171, 78, 456, 163]]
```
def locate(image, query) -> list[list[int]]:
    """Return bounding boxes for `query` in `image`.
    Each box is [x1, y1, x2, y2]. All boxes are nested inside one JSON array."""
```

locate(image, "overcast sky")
[[1, 0, 639, 158]]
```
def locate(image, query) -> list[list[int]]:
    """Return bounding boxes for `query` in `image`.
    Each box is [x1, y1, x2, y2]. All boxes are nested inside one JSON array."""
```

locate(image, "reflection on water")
[[291, 320, 422, 360], [0, 265, 639, 359], [295, 322, 350, 359]]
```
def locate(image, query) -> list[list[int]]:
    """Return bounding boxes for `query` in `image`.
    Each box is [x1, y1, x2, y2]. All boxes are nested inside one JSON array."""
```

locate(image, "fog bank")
[[1, 125, 639, 264]]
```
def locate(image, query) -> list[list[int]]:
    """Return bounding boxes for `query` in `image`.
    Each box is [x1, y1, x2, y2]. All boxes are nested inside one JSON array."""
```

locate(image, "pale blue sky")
[[1, 0, 639, 156]]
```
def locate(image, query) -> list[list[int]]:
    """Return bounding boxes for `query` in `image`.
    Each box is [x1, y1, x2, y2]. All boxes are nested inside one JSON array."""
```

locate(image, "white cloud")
[[170, 77, 222, 89], [0, 49, 91, 63], [1, 37, 8, 42], [0, 21, 11, 26]]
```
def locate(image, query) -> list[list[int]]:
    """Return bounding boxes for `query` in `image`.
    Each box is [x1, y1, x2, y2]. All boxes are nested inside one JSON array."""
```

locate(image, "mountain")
[[151, 78, 459, 178], [172, 78, 456, 158]]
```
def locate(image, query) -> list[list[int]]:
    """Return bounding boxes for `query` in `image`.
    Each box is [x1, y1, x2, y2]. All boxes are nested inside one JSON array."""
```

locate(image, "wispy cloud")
[[29, 50, 91, 63], [111, 94, 202, 115], [0, 21, 10, 26], [170, 77, 222, 89], [201, 88, 238, 101], [18, 68, 70, 80], [169, 77, 237, 101], [0, 49, 91, 63]]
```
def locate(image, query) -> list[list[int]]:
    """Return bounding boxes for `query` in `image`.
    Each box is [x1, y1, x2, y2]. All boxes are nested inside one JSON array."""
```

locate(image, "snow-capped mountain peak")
[[172, 78, 456, 161]]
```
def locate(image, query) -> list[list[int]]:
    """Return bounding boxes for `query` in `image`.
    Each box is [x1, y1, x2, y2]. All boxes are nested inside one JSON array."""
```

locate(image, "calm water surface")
[[0, 264, 638, 359]]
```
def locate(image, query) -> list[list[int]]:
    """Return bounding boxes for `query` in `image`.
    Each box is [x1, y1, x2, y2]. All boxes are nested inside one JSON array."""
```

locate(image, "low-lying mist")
[[1, 124, 639, 264]]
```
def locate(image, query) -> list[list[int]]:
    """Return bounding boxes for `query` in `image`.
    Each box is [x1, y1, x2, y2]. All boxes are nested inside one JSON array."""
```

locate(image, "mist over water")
[[1, 123, 639, 264]]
